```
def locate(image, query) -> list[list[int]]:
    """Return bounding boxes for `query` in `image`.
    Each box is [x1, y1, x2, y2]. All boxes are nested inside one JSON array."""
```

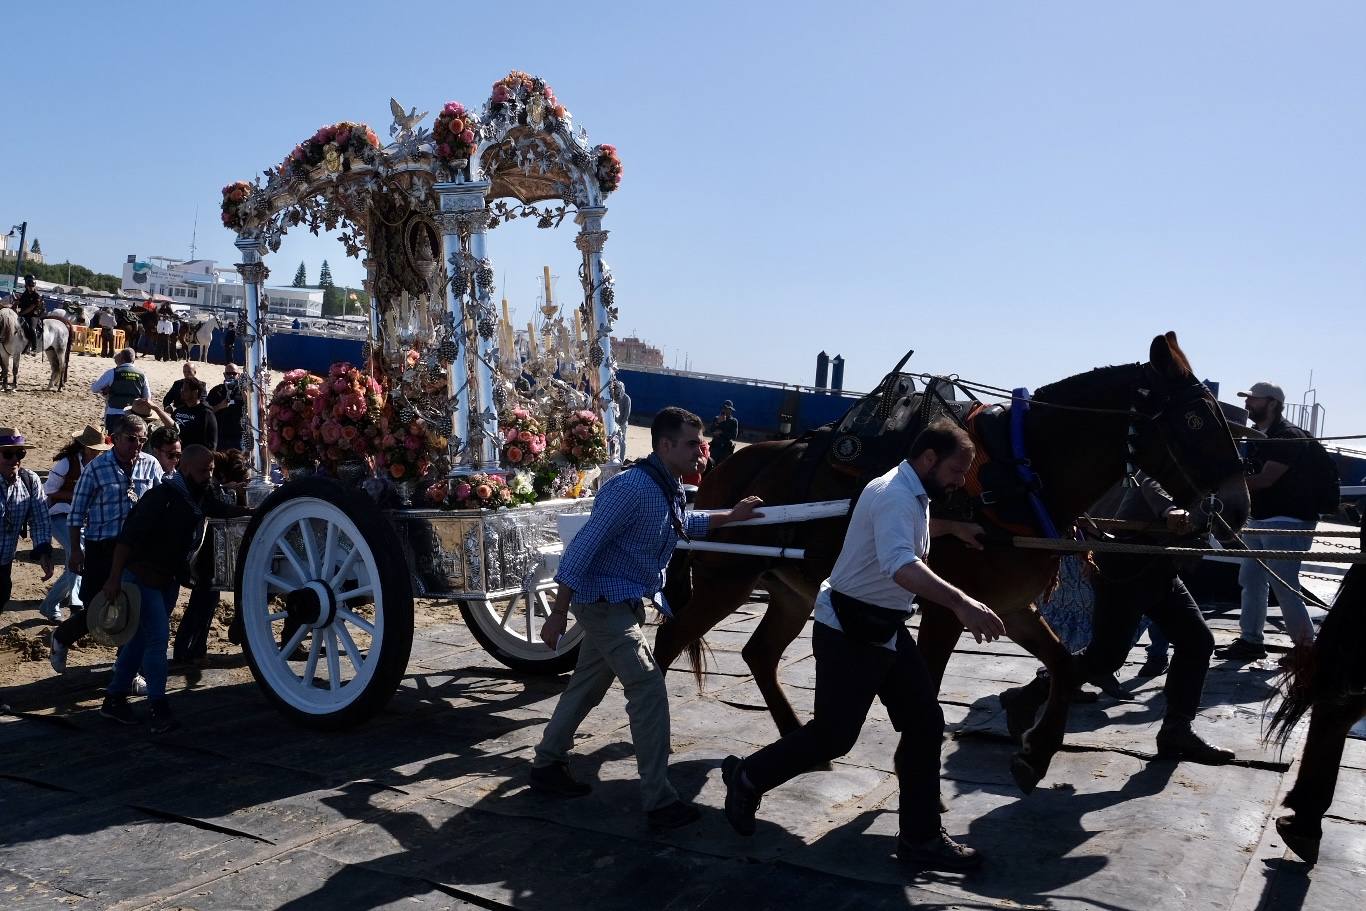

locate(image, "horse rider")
[[531, 406, 764, 830], [96, 445, 249, 733], [709, 400, 739, 465], [49, 415, 163, 674], [722, 419, 1005, 873], [16, 275, 43, 356], [1, 427, 55, 615], [1074, 471, 1235, 763], [91, 348, 151, 435]]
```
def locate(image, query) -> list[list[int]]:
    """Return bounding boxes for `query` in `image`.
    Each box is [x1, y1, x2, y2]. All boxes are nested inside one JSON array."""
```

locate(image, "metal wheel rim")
[[242, 497, 385, 714], [465, 589, 584, 661]]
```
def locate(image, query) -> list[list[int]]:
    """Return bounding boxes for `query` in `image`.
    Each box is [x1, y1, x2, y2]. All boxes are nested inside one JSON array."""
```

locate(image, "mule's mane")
[[1032, 362, 1143, 408]]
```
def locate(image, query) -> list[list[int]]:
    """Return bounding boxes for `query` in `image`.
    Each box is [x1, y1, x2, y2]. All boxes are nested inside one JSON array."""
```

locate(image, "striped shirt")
[[554, 454, 711, 602], [67, 449, 164, 542], [1, 468, 53, 563]]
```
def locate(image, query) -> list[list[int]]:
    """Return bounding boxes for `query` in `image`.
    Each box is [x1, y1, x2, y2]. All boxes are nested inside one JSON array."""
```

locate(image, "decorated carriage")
[[212, 72, 626, 728]]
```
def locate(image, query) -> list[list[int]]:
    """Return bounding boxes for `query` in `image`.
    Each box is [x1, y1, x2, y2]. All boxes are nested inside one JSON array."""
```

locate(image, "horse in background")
[[0, 307, 24, 392], [181, 314, 219, 363], [656, 333, 1250, 794], [41, 316, 72, 391]]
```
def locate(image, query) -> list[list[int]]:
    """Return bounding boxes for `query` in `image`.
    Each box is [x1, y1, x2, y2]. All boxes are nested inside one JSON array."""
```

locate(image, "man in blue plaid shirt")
[[1, 428, 55, 613], [531, 406, 763, 830], [50, 415, 163, 671]]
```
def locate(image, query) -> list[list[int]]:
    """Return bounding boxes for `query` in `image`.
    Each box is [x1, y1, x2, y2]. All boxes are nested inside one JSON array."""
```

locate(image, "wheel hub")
[[284, 580, 338, 629]]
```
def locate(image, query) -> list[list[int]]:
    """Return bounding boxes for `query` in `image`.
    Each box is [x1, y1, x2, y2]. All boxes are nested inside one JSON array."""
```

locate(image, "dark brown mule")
[[655, 333, 1250, 793]]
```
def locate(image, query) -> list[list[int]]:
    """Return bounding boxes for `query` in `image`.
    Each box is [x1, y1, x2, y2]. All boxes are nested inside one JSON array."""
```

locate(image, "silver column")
[[234, 234, 271, 495], [575, 205, 620, 467]]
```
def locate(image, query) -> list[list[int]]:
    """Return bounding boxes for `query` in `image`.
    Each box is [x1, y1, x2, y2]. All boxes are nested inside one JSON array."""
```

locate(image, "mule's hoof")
[[1010, 755, 1042, 795]]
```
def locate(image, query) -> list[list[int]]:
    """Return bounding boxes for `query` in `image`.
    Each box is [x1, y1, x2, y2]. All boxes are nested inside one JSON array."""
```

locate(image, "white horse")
[[0, 307, 24, 393], [189, 314, 219, 363], [41, 317, 71, 391]]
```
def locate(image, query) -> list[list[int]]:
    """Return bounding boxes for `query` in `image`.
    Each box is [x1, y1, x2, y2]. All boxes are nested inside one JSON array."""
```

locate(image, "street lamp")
[[6, 222, 26, 292]]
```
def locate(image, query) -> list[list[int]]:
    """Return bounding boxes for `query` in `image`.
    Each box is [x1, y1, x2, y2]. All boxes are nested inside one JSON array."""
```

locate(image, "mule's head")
[[1129, 332, 1250, 540]]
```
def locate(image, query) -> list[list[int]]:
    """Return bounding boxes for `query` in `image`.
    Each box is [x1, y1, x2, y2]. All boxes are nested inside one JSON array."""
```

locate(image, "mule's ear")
[[1149, 332, 1192, 380]]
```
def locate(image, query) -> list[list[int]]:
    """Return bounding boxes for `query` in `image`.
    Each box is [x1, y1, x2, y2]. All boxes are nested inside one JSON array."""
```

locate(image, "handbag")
[[828, 588, 908, 644]]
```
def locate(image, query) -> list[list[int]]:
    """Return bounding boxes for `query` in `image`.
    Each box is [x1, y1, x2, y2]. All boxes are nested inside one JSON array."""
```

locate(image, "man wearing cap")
[[207, 363, 245, 452], [1216, 382, 1319, 660], [50, 415, 163, 672], [709, 400, 739, 465], [0, 428, 55, 612], [37, 426, 112, 622], [96, 444, 250, 730], [91, 348, 151, 435]]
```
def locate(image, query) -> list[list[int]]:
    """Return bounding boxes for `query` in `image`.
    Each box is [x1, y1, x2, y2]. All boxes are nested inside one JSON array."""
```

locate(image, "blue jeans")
[[38, 514, 82, 617], [1238, 518, 1316, 645], [108, 573, 174, 700]]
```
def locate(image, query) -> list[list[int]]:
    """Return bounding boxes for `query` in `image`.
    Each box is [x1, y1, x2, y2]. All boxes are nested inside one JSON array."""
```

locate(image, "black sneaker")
[[1155, 722, 1234, 764], [722, 755, 761, 836], [896, 828, 984, 872], [100, 695, 139, 726], [148, 701, 181, 735], [528, 762, 592, 798], [1135, 655, 1169, 678], [1214, 638, 1267, 661], [646, 800, 701, 831], [1275, 813, 1321, 865]]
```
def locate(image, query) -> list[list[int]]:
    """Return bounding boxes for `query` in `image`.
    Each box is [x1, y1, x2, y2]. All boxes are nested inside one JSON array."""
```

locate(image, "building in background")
[[611, 334, 664, 367], [121, 254, 323, 318]]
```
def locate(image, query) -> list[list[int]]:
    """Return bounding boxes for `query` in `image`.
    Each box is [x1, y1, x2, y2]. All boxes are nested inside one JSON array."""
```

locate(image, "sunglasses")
[[0, 449, 25, 460], [121, 435, 148, 447]]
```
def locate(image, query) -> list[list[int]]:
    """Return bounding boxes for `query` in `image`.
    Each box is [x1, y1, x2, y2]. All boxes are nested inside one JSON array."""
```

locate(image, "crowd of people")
[[0, 378, 1357, 870]]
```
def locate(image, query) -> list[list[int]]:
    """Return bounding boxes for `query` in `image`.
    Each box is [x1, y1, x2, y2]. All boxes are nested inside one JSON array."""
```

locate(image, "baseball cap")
[[1236, 382, 1285, 404]]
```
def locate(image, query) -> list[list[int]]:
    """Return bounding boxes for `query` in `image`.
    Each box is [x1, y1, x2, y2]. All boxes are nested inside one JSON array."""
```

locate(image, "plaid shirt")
[[554, 454, 711, 602], [1, 468, 53, 563], [67, 450, 164, 542]]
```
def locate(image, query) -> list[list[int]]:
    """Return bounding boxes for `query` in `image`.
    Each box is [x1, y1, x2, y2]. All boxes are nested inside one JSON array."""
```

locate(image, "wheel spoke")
[[321, 522, 339, 582], [265, 573, 297, 593], [336, 584, 374, 603], [335, 621, 364, 674], [297, 519, 320, 577], [499, 598, 516, 630], [302, 632, 322, 684], [330, 546, 360, 588], [325, 628, 341, 691], [337, 607, 375, 636], [525, 592, 534, 644], [267, 610, 288, 622], [534, 591, 553, 618], [276, 538, 308, 583], [279, 624, 307, 659]]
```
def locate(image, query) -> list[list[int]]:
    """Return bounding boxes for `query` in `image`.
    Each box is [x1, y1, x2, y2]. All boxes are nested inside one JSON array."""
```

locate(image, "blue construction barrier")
[[618, 367, 860, 436]]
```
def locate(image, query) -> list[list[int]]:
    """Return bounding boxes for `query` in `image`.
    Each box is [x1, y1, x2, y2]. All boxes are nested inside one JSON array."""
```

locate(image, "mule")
[[41, 317, 71, 391], [655, 332, 1250, 793], [0, 307, 25, 392]]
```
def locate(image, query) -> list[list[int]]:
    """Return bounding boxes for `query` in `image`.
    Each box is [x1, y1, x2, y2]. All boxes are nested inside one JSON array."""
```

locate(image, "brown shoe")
[[896, 828, 983, 872]]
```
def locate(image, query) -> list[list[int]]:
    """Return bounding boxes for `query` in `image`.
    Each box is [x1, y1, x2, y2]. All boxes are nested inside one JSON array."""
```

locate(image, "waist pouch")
[[829, 588, 907, 644]]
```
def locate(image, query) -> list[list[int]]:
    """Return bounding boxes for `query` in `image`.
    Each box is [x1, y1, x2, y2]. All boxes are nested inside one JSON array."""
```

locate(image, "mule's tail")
[[662, 548, 712, 688], [1266, 563, 1366, 750]]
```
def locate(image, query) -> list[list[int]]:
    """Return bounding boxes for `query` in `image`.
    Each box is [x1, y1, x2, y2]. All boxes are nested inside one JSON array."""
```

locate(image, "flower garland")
[[449, 472, 515, 510], [559, 409, 609, 468], [221, 181, 253, 231], [267, 370, 325, 470], [500, 406, 547, 467], [433, 101, 478, 164], [312, 362, 385, 470], [489, 70, 567, 126], [594, 144, 623, 194], [279, 121, 381, 180]]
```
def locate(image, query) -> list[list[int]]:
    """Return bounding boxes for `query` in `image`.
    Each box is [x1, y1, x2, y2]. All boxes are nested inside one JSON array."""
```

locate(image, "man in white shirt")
[[722, 419, 1004, 872], [156, 315, 175, 362]]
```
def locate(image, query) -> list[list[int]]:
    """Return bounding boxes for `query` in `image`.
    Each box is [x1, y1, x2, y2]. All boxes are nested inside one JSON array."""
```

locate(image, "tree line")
[[0, 254, 122, 293], [291, 259, 369, 317]]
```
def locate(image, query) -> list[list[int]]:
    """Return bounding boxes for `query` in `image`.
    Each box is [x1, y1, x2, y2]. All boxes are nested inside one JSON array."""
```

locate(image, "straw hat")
[[72, 425, 113, 451], [0, 428, 35, 450], [86, 583, 142, 647]]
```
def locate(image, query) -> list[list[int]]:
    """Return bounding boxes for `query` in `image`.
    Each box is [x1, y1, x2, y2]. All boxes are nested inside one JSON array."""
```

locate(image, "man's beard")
[[922, 473, 949, 499]]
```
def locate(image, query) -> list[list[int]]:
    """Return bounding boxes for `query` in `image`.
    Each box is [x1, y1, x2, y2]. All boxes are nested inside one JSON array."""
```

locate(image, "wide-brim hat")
[[0, 428, 35, 449], [1215, 402, 1266, 440], [87, 583, 142, 647], [72, 425, 113, 450]]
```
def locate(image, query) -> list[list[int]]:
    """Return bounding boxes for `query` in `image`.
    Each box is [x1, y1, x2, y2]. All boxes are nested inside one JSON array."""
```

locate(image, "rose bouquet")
[[279, 121, 381, 180], [489, 71, 567, 126], [559, 408, 608, 468], [449, 472, 515, 510], [267, 370, 325, 470], [221, 181, 252, 230], [500, 406, 547, 468], [311, 362, 385, 471], [378, 413, 439, 482], [594, 144, 623, 194], [432, 101, 478, 165]]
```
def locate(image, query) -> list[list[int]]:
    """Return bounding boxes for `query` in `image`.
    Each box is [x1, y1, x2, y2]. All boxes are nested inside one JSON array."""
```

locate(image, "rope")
[[1085, 517, 1360, 537], [1006, 536, 1366, 563]]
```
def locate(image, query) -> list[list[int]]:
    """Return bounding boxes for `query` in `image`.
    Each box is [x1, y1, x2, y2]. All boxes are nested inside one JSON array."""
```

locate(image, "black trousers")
[[54, 537, 118, 648], [742, 622, 945, 841], [1080, 552, 1214, 722], [173, 545, 217, 661], [100, 328, 114, 358], [0, 561, 12, 612]]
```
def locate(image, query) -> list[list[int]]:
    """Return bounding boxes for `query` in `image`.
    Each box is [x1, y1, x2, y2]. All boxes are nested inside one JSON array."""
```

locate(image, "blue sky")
[[4, 1, 1363, 437]]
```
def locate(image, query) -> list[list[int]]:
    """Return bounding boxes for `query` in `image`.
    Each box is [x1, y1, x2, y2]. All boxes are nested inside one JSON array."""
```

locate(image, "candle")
[[527, 322, 537, 357], [574, 309, 582, 342]]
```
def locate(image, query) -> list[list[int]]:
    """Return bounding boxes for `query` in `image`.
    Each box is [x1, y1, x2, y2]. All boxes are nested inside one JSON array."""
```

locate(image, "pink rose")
[[513, 407, 528, 419], [571, 445, 584, 459], [518, 430, 533, 443], [341, 425, 358, 440], [475, 484, 492, 500], [505, 427, 518, 443], [459, 129, 475, 145], [574, 425, 590, 439], [321, 421, 342, 444], [530, 437, 545, 454], [437, 143, 451, 158], [455, 482, 472, 500], [499, 487, 513, 502], [506, 446, 522, 463]]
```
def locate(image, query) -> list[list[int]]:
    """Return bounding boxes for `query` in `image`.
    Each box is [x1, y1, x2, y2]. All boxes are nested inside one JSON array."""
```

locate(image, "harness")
[[959, 394, 1060, 539]]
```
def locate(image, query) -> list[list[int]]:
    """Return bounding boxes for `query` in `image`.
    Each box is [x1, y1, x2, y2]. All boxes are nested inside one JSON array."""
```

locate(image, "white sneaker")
[[132, 675, 148, 697], [48, 631, 68, 674]]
